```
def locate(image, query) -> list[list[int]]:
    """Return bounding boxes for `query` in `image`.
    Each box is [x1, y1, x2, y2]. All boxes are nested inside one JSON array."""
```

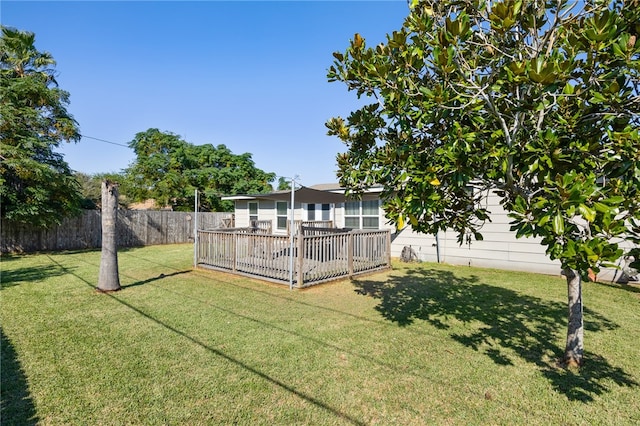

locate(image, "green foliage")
[[75, 172, 129, 209], [123, 129, 275, 211], [327, 0, 640, 277], [276, 176, 291, 191], [0, 26, 82, 227]]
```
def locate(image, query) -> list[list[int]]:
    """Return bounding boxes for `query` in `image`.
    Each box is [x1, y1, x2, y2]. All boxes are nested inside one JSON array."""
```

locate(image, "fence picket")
[[1, 210, 233, 253]]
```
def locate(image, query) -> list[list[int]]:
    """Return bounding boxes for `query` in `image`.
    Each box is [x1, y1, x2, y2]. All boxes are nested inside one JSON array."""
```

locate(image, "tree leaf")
[[553, 211, 565, 234]]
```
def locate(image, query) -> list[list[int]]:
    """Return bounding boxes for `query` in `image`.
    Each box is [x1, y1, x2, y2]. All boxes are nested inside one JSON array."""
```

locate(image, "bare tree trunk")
[[563, 267, 583, 367], [97, 180, 121, 292]]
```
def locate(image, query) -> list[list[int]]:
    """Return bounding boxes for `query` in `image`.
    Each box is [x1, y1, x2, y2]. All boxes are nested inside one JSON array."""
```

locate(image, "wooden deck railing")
[[288, 220, 334, 235], [196, 228, 390, 288], [214, 219, 272, 235]]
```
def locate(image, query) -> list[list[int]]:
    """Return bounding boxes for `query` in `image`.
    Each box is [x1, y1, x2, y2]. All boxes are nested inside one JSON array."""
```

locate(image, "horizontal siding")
[[391, 226, 561, 275], [390, 188, 563, 276]]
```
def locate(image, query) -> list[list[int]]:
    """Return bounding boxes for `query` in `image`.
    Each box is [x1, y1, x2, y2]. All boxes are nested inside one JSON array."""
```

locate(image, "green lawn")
[[2, 244, 639, 425]]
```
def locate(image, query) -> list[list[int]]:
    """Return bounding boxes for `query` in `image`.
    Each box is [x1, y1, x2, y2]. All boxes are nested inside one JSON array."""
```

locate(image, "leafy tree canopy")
[[328, 0, 639, 274], [327, 0, 640, 366], [277, 176, 292, 190], [1, 26, 82, 227], [75, 172, 129, 210], [124, 128, 275, 211]]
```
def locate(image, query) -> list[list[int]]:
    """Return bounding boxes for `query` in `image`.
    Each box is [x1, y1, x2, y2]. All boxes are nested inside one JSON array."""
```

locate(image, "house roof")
[[221, 184, 383, 203]]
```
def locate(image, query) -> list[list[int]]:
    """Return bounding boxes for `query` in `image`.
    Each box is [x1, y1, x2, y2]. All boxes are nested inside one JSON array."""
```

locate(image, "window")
[[308, 203, 331, 221], [249, 202, 258, 222], [321, 203, 330, 221], [276, 201, 288, 230], [344, 200, 379, 229], [361, 200, 379, 229]]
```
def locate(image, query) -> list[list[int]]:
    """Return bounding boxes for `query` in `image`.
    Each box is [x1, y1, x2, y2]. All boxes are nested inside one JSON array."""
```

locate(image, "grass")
[[2, 244, 639, 425]]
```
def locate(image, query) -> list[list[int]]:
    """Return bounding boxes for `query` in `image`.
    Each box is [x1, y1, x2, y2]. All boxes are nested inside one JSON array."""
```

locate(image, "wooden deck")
[[196, 226, 391, 288]]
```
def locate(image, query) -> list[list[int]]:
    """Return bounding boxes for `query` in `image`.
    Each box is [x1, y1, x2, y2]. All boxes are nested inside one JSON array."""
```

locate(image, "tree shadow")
[[121, 270, 191, 289], [1, 328, 39, 425], [353, 268, 638, 402], [41, 255, 366, 425], [593, 280, 640, 294], [1, 264, 72, 289]]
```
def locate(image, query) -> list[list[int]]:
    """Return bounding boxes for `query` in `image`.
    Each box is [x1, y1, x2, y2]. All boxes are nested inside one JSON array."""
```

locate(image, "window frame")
[[248, 201, 258, 223], [276, 201, 288, 230], [344, 200, 379, 230]]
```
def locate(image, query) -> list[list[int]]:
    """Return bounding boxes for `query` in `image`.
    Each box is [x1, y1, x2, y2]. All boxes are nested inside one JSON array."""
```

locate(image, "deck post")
[[288, 176, 298, 290], [386, 230, 392, 267], [297, 225, 304, 288], [193, 189, 198, 268], [348, 231, 354, 278], [232, 232, 238, 272]]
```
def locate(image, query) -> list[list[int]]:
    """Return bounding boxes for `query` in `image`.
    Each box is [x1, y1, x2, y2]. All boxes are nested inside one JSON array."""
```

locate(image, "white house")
[[222, 184, 634, 281]]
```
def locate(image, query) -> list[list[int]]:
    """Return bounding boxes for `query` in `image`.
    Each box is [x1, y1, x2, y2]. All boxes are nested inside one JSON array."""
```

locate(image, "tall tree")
[[124, 128, 275, 211], [0, 26, 82, 227], [76, 172, 129, 210], [277, 177, 291, 190], [327, 0, 640, 367], [97, 180, 121, 292]]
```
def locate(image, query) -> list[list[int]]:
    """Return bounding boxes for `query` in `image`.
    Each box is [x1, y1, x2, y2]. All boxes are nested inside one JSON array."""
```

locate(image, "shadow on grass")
[[122, 270, 191, 289], [353, 268, 638, 402], [0, 246, 139, 289], [1, 328, 39, 425], [44, 256, 366, 426], [593, 280, 640, 294], [1, 264, 72, 289]]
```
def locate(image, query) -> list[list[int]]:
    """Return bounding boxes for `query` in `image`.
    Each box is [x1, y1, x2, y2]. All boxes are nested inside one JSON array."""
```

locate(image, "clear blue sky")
[[2, 0, 409, 186]]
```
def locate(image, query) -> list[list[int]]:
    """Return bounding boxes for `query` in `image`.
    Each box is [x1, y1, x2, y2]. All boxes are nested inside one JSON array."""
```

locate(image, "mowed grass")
[[2, 244, 639, 425]]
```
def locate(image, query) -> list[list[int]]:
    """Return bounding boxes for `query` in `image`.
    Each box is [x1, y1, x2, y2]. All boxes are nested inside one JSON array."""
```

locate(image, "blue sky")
[[3, 0, 410, 186]]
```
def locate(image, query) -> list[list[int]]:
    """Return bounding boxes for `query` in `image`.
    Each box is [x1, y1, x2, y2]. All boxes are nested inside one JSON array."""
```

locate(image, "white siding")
[[390, 190, 562, 275], [234, 189, 634, 280], [235, 200, 249, 228], [234, 200, 304, 234]]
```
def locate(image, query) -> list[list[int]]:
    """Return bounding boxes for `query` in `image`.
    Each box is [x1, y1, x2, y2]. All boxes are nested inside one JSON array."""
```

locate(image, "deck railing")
[[196, 228, 391, 288], [288, 220, 334, 235]]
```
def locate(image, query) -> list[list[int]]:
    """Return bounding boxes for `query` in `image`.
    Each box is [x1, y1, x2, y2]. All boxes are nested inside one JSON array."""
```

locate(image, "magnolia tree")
[[327, 0, 640, 367]]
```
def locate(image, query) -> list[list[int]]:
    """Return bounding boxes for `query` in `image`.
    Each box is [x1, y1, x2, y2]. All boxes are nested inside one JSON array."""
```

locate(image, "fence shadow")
[[1, 328, 39, 425], [352, 268, 638, 402]]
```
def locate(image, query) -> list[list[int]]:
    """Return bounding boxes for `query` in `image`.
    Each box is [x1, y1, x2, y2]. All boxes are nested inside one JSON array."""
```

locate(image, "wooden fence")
[[196, 227, 391, 288], [1, 210, 233, 253]]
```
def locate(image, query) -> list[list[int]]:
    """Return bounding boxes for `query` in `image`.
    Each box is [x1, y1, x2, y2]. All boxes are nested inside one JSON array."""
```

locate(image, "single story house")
[[221, 184, 635, 282]]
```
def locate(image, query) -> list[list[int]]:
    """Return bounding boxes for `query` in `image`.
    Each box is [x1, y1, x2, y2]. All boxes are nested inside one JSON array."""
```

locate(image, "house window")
[[321, 203, 330, 221], [344, 200, 379, 229], [308, 203, 331, 221], [276, 201, 288, 230], [249, 202, 258, 222], [361, 200, 379, 229]]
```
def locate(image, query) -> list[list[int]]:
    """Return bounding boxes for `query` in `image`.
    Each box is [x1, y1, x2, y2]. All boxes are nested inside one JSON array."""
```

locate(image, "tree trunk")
[[97, 180, 121, 292], [563, 267, 583, 367]]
